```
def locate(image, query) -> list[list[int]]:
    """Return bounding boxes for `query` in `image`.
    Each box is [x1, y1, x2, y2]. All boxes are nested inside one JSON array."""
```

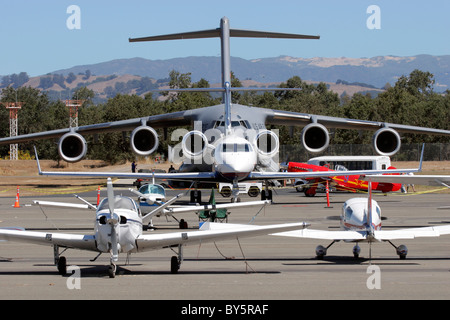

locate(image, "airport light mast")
[[64, 99, 83, 128], [2, 102, 22, 160]]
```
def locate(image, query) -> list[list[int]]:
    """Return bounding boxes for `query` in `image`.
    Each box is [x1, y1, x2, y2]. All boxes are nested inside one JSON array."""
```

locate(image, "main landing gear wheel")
[[108, 263, 117, 278], [171, 256, 180, 274], [57, 256, 67, 275]]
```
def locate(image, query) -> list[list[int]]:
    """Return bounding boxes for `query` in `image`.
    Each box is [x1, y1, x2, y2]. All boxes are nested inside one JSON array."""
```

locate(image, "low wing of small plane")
[[274, 224, 450, 241]]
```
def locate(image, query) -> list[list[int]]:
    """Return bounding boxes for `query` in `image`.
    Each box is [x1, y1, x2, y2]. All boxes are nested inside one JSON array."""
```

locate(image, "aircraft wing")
[[248, 167, 421, 180], [167, 200, 270, 214], [135, 221, 308, 252], [272, 225, 450, 241], [0, 229, 97, 251], [0, 110, 190, 145], [271, 228, 367, 240], [361, 175, 450, 188], [374, 225, 450, 240], [32, 200, 92, 210], [266, 109, 450, 136]]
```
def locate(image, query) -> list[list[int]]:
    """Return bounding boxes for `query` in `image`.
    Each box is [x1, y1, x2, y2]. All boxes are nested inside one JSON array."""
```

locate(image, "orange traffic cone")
[[13, 186, 20, 208]]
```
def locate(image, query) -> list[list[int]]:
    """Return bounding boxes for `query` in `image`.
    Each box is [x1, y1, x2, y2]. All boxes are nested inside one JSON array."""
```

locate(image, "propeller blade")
[[110, 224, 119, 262], [107, 178, 115, 214]]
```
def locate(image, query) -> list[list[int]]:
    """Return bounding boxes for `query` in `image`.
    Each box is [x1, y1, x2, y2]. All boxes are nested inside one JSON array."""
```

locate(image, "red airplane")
[[287, 161, 402, 196]]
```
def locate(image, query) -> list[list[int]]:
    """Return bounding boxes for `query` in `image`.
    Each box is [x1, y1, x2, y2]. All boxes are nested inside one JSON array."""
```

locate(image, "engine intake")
[[254, 130, 279, 159], [372, 128, 401, 156], [301, 123, 329, 153], [130, 126, 159, 156], [58, 132, 87, 163], [182, 130, 208, 160]]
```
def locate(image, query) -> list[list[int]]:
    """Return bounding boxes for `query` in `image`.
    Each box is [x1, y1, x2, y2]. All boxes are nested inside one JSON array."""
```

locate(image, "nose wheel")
[[108, 263, 117, 278]]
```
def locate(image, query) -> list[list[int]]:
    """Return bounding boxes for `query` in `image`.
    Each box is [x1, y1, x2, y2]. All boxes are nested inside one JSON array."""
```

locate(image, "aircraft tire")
[[171, 256, 180, 274], [108, 264, 116, 278], [57, 256, 67, 275]]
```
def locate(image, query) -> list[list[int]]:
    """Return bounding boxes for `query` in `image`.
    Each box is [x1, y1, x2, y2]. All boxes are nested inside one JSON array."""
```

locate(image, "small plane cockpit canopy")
[[138, 184, 165, 196], [98, 196, 139, 212]]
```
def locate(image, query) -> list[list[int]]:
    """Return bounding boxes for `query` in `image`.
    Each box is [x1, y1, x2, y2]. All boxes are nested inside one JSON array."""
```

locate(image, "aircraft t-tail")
[[0, 178, 307, 278], [1, 17, 449, 202]]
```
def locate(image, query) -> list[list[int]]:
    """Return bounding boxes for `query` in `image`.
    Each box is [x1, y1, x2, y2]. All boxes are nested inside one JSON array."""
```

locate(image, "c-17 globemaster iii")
[[1, 17, 449, 202]]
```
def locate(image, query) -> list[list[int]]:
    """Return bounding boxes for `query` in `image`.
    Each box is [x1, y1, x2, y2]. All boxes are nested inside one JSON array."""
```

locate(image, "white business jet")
[[1, 178, 305, 278], [273, 180, 450, 260]]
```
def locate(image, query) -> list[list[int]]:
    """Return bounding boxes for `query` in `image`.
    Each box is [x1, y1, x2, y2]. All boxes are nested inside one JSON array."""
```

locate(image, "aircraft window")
[[98, 196, 137, 211], [344, 206, 353, 221], [222, 144, 234, 152], [214, 121, 248, 128], [139, 184, 165, 196], [236, 144, 251, 152], [335, 165, 348, 171]]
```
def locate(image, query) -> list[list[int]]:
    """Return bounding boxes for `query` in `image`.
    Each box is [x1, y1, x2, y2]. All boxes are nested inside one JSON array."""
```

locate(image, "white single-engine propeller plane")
[[0, 178, 306, 278], [273, 180, 450, 260]]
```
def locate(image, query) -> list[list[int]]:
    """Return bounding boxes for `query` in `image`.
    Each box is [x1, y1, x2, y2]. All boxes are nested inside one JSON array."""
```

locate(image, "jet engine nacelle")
[[254, 129, 279, 160], [301, 123, 330, 153], [372, 128, 401, 156], [181, 130, 208, 160], [58, 132, 87, 163], [130, 126, 159, 156]]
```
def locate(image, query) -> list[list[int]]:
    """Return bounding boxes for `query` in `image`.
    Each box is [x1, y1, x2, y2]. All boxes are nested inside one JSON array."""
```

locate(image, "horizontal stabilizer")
[[130, 28, 319, 43]]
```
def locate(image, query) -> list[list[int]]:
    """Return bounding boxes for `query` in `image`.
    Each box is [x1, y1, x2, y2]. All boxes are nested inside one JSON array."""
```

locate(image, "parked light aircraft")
[[273, 180, 450, 260], [287, 160, 401, 196], [0, 178, 306, 278], [34, 181, 270, 229], [1, 17, 449, 202]]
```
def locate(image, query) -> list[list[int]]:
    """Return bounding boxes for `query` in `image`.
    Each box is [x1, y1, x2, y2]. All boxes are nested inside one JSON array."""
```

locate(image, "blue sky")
[[1, 0, 449, 76]]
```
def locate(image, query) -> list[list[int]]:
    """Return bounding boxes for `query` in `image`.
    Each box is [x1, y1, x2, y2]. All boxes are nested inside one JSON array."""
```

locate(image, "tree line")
[[0, 69, 448, 163]]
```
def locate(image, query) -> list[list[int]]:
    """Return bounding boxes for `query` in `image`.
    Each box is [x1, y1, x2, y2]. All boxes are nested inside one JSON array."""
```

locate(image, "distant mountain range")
[[2, 54, 448, 101], [51, 54, 450, 91]]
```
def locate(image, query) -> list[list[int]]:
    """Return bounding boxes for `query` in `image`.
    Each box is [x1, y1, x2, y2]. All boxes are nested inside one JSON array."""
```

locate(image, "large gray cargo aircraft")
[[2, 17, 448, 201]]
